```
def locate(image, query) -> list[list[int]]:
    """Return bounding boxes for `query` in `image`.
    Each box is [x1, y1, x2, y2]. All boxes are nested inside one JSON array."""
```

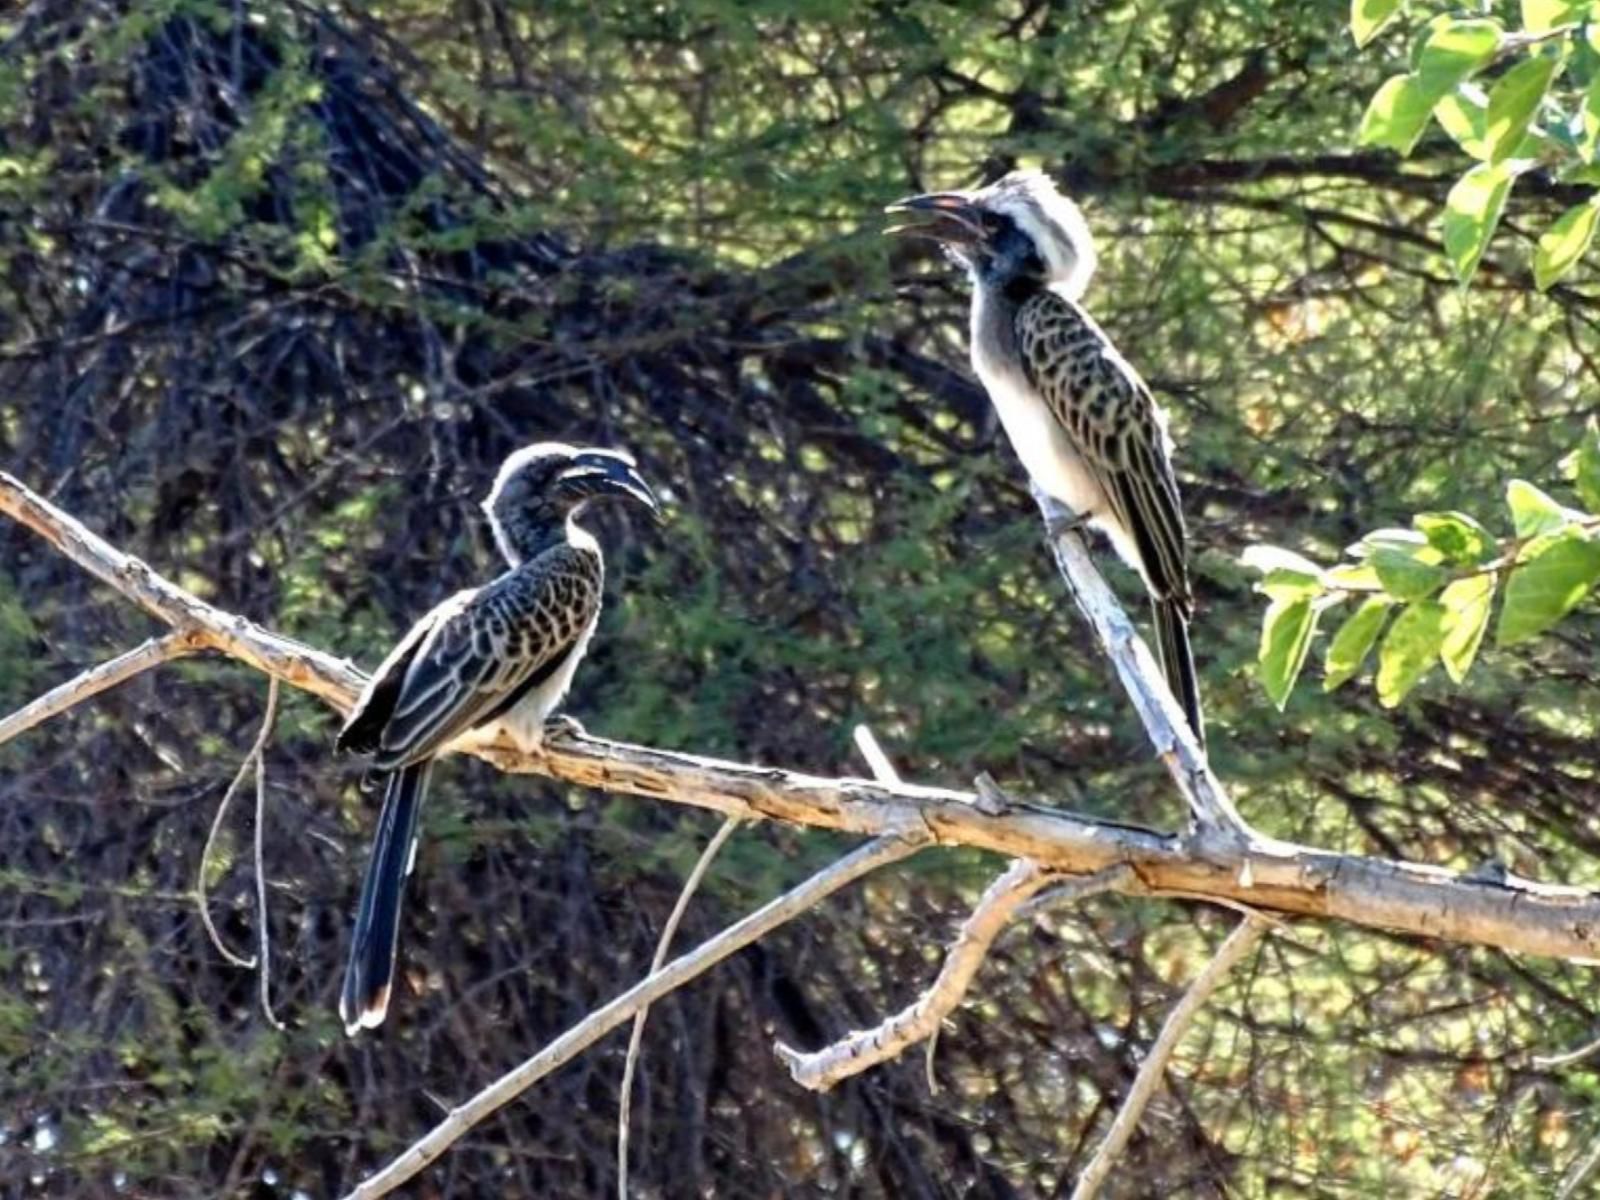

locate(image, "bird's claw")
[[1045, 509, 1092, 541], [542, 714, 587, 742]]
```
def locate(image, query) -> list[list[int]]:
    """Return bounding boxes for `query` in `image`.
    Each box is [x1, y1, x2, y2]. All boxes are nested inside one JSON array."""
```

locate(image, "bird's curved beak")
[[566, 450, 662, 520], [884, 191, 985, 246]]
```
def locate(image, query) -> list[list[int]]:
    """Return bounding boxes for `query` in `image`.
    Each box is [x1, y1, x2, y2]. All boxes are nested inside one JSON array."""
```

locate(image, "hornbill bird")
[[886, 170, 1205, 746], [336, 443, 659, 1033]]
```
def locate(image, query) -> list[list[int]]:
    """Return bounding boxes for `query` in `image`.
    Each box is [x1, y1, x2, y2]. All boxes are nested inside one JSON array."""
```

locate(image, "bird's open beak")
[[883, 191, 986, 246], [566, 450, 661, 519]]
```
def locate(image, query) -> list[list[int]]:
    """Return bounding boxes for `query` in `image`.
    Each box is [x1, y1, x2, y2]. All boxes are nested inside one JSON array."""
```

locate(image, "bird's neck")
[[491, 503, 582, 567]]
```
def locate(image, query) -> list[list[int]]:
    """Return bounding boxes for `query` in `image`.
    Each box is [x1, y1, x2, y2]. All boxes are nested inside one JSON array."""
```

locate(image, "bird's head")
[[885, 169, 1097, 299], [485, 443, 660, 564]]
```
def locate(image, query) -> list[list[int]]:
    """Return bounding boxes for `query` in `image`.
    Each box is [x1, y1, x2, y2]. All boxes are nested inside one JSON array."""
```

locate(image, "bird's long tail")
[[1152, 597, 1205, 750], [340, 759, 433, 1035]]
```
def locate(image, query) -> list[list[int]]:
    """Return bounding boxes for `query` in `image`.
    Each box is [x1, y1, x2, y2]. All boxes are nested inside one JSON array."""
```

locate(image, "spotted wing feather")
[[343, 546, 602, 771], [1014, 290, 1191, 615]]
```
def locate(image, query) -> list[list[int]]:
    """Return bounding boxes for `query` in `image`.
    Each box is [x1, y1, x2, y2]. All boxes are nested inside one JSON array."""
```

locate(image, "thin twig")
[[1559, 1126, 1600, 1199], [852, 723, 901, 785], [253, 678, 284, 1029], [0, 632, 205, 747], [196, 684, 285, 970], [1069, 912, 1270, 1200], [616, 814, 741, 1199], [777, 864, 1128, 1090], [342, 832, 929, 1200], [1534, 1028, 1600, 1070]]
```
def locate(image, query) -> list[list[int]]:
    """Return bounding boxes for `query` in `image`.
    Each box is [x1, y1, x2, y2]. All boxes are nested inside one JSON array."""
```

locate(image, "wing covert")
[[363, 545, 602, 767], [1015, 290, 1192, 610]]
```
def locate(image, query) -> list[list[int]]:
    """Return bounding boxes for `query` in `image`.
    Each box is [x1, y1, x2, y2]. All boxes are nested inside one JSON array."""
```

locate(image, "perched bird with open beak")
[[335, 443, 659, 1033], [886, 170, 1204, 745]]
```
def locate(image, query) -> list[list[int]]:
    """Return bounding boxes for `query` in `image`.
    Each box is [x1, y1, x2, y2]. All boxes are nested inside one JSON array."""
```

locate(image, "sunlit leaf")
[[1358, 75, 1434, 154], [1484, 53, 1559, 164], [1241, 544, 1325, 578], [1414, 510, 1495, 564], [1497, 529, 1600, 644], [1443, 162, 1516, 283], [1506, 478, 1569, 536], [1371, 544, 1447, 600], [1351, 0, 1403, 47], [1325, 562, 1385, 591], [1439, 573, 1496, 682], [1582, 75, 1600, 161], [1572, 419, 1600, 512], [1324, 597, 1393, 691], [1416, 20, 1501, 97], [1376, 600, 1448, 706], [1520, 0, 1586, 31], [1533, 199, 1600, 290], [1259, 595, 1319, 709], [1434, 90, 1490, 158]]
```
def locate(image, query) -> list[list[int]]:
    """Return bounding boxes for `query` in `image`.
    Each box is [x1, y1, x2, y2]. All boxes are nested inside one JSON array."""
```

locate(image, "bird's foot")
[[542, 714, 586, 743], [1045, 509, 1092, 541]]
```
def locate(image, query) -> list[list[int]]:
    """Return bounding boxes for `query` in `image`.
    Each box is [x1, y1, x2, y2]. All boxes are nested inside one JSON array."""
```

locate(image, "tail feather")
[[340, 759, 433, 1035], [1152, 598, 1205, 750]]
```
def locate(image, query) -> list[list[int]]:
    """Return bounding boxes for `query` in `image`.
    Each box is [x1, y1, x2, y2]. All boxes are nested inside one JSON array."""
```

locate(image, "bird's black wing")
[[1016, 290, 1204, 744], [341, 544, 602, 769]]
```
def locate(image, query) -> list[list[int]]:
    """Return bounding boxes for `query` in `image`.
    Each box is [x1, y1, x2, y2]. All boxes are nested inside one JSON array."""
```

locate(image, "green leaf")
[[1533, 199, 1600, 290], [1325, 562, 1385, 591], [1443, 162, 1515, 283], [1484, 53, 1559, 164], [1358, 75, 1435, 154], [1259, 595, 1319, 710], [1434, 90, 1490, 158], [1240, 544, 1325, 578], [1520, 0, 1586, 31], [1324, 597, 1394, 691], [1376, 600, 1449, 706], [1581, 75, 1600, 162], [1242, 545, 1324, 602], [1572, 419, 1600, 512], [1438, 573, 1496, 682], [1497, 529, 1600, 644], [1352, 0, 1403, 47], [1416, 20, 1502, 97], [1259, 569, 1323, 603], [1506, 478, 1569, 536], [1414, 511, 1495, 564], [1371, 544, 1448, 600]]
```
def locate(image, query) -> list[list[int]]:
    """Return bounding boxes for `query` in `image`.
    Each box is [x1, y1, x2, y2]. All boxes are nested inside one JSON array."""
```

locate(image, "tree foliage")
[[1, 0, 1600, 1196]]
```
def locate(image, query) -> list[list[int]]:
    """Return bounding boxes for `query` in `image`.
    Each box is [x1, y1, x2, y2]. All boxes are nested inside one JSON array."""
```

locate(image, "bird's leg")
[[542, 713, 587, 742]]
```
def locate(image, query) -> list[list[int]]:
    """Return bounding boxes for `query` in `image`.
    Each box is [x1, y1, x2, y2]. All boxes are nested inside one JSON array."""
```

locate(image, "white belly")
[[971, 341, 1109, 521], [491, 610, 599, 753], [969, 302, 1147, 576]]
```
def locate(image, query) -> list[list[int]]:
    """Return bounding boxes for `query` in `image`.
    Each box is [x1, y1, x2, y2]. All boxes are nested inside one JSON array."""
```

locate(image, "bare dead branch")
[[616, 813, 742, 1198], [7, 473, 1600, 966], [1034, 487, 1256, 842], [1069, 913, 1270, 1200], [0, 631, 206, 747], [776, 863, 1130, 1090], [342, 832, 929, 1200]]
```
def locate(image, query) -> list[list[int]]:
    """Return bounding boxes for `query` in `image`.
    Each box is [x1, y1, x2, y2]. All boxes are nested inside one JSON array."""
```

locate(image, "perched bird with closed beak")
[[335, 443, 659, 1033], [886, 170, 1204, 745]]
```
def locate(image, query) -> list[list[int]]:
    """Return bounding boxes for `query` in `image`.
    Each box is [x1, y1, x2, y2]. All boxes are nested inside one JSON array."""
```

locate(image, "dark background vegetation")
[[2, 0, 1599, 1195]]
